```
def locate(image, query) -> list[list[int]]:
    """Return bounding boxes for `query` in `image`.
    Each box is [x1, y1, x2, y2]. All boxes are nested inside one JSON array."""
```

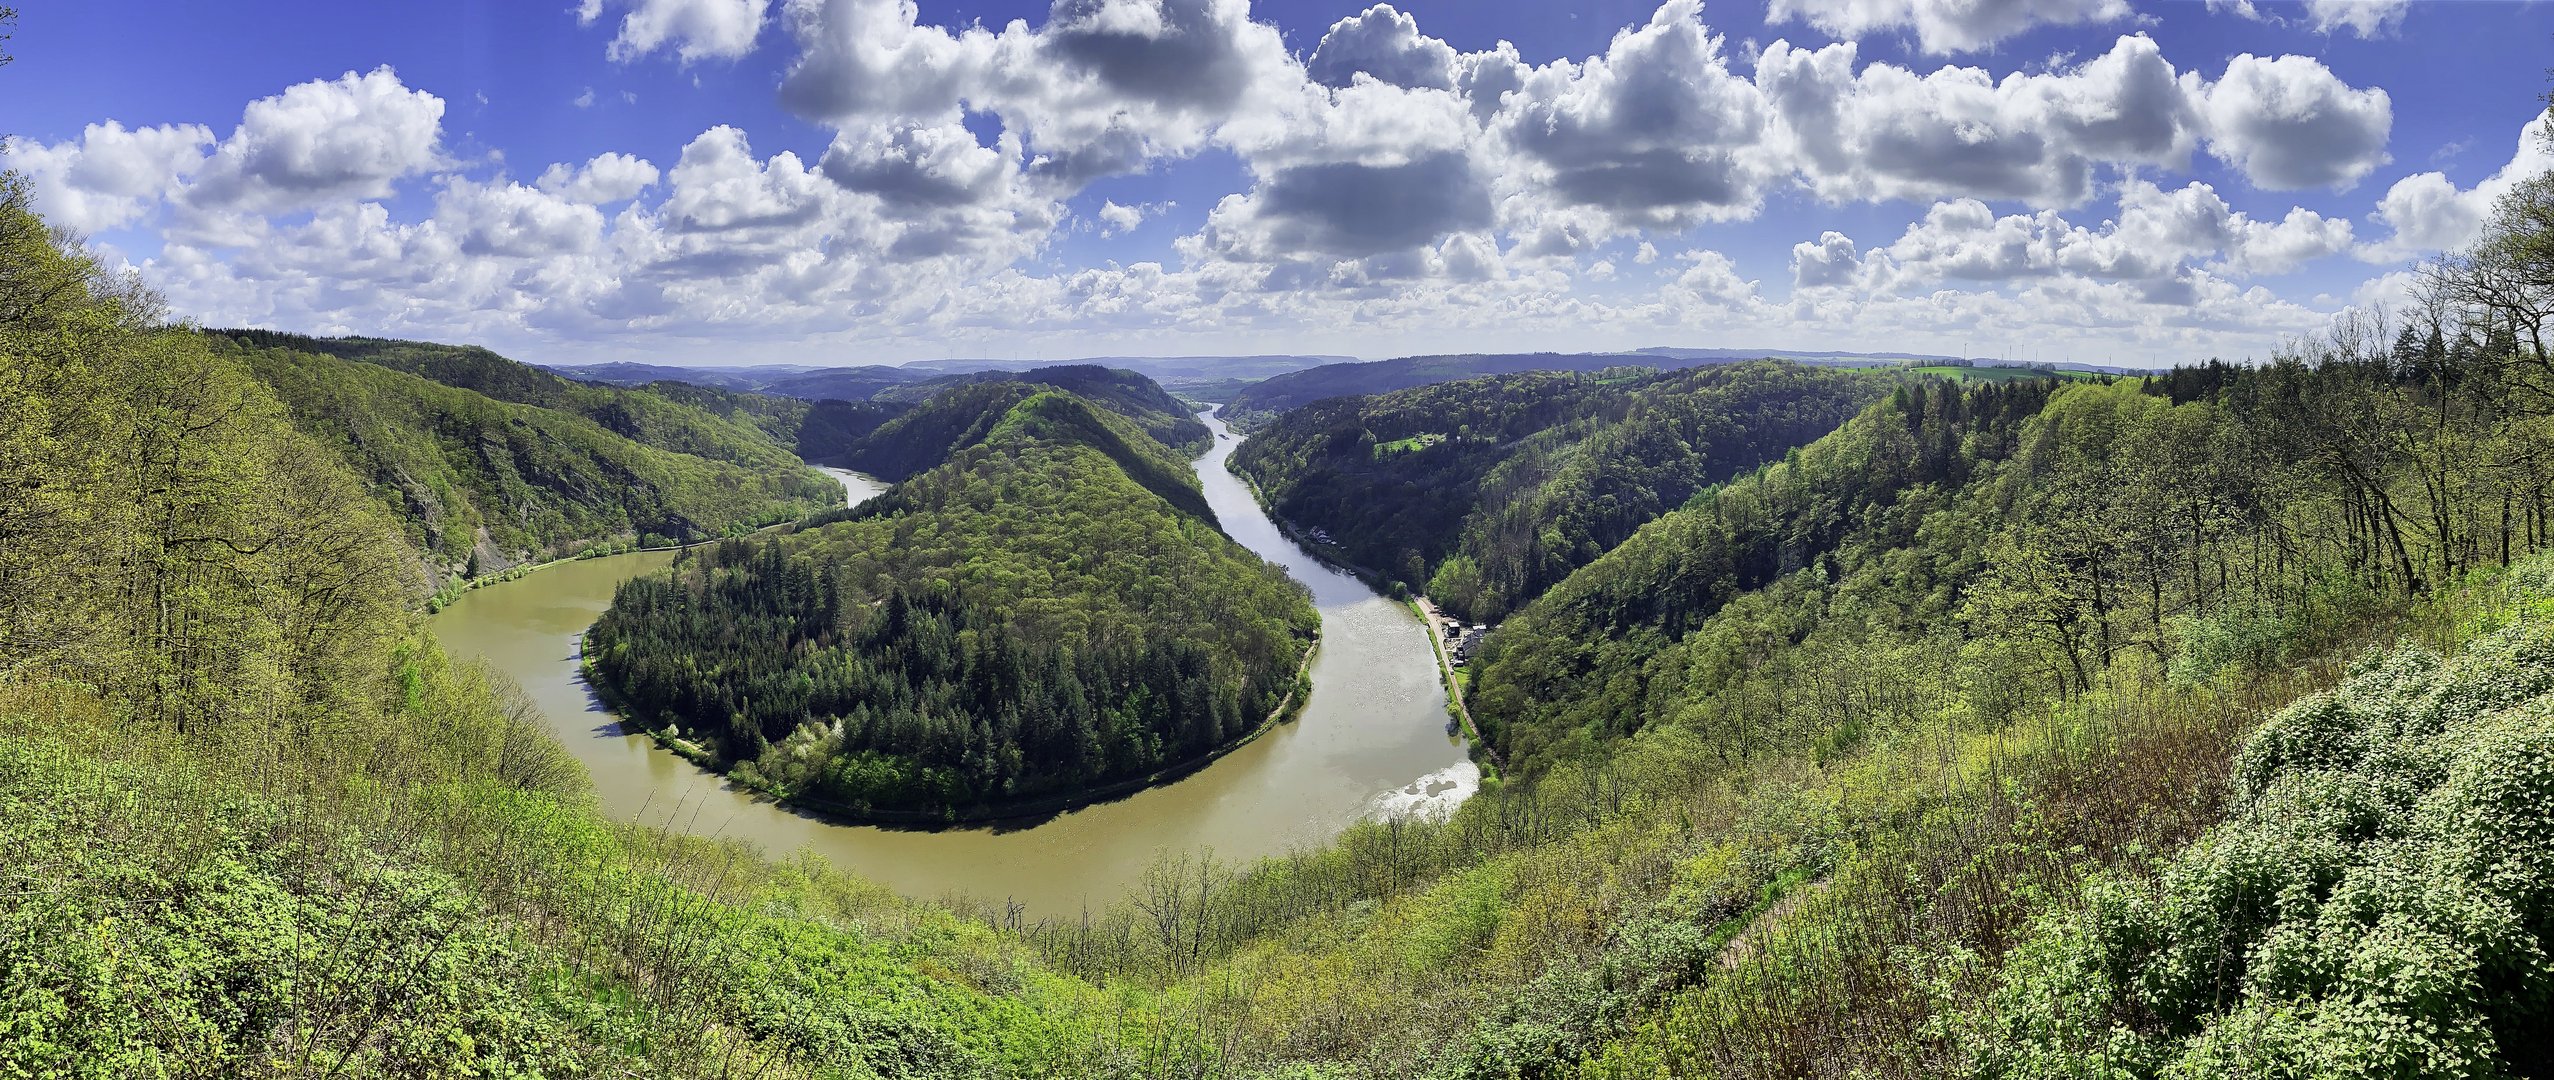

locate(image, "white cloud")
[[1666, 249, 1760, 309], [536, 152, 662, 204], [2361, 112, 2554, 261], [184, 67, 447, 214], [2302, 0, 2411, 38], [1491, 1, 1779, 234], [1769, 0, 2133, 54], [580, 0, 771, 64], [39, 0, 2415, 366], [1760, 34, 2202, 207], [436, 178, 607, 258], [1824, 178, 2352, 297], [2196, 54, 2391, 190], [5, 120, 214, 234], [1306, 4, 1457, 90], [1096, 199, 1146, 235], [1791, 230, 1864, 288]]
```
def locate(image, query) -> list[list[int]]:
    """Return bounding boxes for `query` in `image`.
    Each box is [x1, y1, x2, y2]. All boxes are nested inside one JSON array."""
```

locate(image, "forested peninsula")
[[585, 378, 1317, 820]]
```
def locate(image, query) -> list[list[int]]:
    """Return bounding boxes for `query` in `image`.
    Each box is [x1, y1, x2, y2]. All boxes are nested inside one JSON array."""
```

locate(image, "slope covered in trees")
[[220, 335, 842, 587], [11, 99, 2554, 1080], [856, 363, 1210, 458], [1223, 350, 1755, 428], [1471, 321, 2554, 776], [586, 386, 1314, 819], [0, 174, 1098, 1076], [1232, 361, 1887, 619]]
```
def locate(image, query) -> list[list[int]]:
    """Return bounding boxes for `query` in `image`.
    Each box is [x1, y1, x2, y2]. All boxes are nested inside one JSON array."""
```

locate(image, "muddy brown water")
[[428, 414, 1475, 914]]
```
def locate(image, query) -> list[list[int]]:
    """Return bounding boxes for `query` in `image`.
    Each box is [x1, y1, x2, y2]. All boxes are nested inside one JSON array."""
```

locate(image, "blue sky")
[[3, 0, 2549, 367]]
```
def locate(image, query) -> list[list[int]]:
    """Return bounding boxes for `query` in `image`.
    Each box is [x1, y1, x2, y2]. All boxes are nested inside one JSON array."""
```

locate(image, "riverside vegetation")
[[6, 101, 2554, 1078]]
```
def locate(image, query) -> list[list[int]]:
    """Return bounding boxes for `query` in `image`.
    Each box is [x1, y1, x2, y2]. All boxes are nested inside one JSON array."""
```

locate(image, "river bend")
[[428, 415, 1475, 913]]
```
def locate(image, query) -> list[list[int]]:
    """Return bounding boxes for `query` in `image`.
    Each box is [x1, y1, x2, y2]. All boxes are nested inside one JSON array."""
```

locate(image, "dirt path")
[[1414, 596, 1502, 769]]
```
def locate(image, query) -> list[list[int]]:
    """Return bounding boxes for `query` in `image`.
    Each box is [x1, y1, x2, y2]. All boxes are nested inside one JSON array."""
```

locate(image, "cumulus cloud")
[[4, 121, 214, 234], [1492, 1, 1778, 231], [1762, 34, 2200, 207], [580, 0, 771, 63], [1666, 249, 1759, 309], [537, 152, 662, 204], [2197, 54, 2391, 190], [436, 179, 606, 258], [1879, 180, 2349, 287], [185, 67, 447, 214], [45, 0, 2410, 365], [2360, 112, 2554, 261], [1769, 0, 2132, 54], [1197, 152, 1492, 260], [1096, 199, 1146, 234], [1791, 230, 1864, 288], [1306, 4, 1457, 90]]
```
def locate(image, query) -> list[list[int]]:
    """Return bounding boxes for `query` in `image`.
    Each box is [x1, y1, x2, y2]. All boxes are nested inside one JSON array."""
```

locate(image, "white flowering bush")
[[1965, 567, 2554, 1078]]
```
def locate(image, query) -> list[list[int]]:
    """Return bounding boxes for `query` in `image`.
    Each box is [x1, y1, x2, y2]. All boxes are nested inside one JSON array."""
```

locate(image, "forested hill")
[[835, 363, 1210, 482], [1222, 350, 1739, 426], [15, 97, 2554, 1077], [586, 384, 1315, 819], [1472, 343, 2554, 775], [213, 333, 842, 588], [1232, 361, 1888, 620]]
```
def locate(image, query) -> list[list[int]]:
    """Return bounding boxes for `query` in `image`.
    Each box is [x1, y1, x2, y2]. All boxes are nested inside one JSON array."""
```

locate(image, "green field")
[[1372, 431, 1447, 456]]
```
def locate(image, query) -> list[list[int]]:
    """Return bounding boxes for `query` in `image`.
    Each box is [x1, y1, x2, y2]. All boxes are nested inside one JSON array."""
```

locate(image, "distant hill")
[[1222, 349, 2157, 428], [208, 331, 841, 587], [545, 354, 1345, 404], [1231, 361, 1889, 619], [832, 366, 1211, 519], [1222, 352, 1716, 426], [905, 354, 1346, 389]]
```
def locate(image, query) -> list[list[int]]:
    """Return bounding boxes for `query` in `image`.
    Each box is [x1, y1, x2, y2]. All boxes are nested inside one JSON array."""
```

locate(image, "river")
[[429, 415, 1476, 914]]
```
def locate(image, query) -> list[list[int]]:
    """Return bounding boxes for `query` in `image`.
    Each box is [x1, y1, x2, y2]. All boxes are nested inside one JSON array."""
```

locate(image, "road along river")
[[429, 417, 1476, 915]]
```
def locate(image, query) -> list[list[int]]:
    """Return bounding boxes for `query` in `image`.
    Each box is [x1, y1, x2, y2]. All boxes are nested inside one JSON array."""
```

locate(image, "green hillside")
[[859, 364, 1211, 459], [1232, 361, 1888, 619], [587, 387, 1313, 819], [220, 336, 841, 588], [11, 103, 2554, 1079], [0, 177, 1096, 1076]]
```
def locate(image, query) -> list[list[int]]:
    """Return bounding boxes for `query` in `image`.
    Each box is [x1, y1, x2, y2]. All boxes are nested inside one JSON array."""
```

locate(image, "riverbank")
[[433, 413, 1469, 914], [1412, 595, 1502, 773], [424, 467, 883, 614]]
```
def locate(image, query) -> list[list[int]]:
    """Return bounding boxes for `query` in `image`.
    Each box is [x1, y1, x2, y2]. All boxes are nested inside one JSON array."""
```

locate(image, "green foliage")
[[1233, 361, 1886, 620], [588, 388, 1314, 817], [1224, 351, 1777, 425], [1961, 588, 2554, 1078], [1, 174, 1104, 1078], [856, 363, 1210, 467], [214, 331, 840, 586]]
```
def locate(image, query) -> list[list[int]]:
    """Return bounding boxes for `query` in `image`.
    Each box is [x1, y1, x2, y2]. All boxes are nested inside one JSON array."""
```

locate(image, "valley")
[[428, 410, 1472, 913], [8, 14, 2554, 1072]]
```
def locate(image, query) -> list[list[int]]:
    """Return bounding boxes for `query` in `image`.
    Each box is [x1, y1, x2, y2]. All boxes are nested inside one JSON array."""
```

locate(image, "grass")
[[1373, 432, 1447, 456]]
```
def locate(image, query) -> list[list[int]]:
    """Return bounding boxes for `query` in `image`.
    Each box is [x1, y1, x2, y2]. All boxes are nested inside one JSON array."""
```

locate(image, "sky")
[[2, 0, 2550, 368]]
